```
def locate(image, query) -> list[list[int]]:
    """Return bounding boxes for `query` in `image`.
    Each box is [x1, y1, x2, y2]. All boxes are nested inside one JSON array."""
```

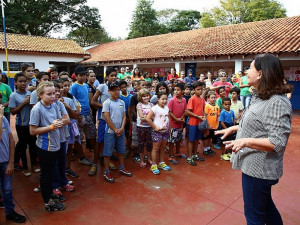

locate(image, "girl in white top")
[[136, 89, 153, 167], [146, 92, 171, 175]]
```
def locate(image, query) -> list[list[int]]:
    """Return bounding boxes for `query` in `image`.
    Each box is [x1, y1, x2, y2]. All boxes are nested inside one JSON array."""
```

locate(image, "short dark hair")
[[175, 82, 184, 90], [144, 81, 152, 87], [157, 92, 167, 99], [14, 72, 26, 82], [222, 97, 231, 104], [216, 86, 225, 94], [106, 67, 116, 77], [230, 86, 240, 95], [254, 53, 293, 100], [21, 63, 33, 72], [119, 80, 127, 87], [184, 84, 191, 89], [192, 81, 205, 89], [49, 67, 58, 73], [36, 72, 50, 80]]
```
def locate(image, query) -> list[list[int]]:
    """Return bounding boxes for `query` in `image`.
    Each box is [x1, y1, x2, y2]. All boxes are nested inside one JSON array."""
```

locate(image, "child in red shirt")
[[186, 81, 206, 166]]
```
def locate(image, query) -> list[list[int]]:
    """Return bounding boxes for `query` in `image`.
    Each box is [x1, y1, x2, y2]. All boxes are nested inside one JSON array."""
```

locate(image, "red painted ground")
[[1, 115, 300, 225]]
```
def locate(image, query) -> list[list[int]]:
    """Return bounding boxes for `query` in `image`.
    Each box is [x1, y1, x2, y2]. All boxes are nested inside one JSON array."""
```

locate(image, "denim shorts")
[[187, 124, 202, 142], [103, 132, 126, 157]]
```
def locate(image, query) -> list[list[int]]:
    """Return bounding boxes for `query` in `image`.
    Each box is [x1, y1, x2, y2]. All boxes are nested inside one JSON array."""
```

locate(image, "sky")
[[83, 0, 300, 39]]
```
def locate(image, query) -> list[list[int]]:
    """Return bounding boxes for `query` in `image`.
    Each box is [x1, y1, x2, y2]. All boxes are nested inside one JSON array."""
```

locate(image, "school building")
[[82, 16, 300, 109], [0, 32, 89, 89]]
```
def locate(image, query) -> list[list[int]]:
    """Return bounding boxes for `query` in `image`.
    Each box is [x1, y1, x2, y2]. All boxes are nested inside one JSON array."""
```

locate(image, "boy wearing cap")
[[70, 66, 95, 174], [102, 81, 132, 183]]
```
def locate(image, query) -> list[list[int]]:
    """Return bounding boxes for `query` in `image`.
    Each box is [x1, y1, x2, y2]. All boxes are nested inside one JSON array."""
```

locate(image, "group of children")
[[0, 65, 247, 221]]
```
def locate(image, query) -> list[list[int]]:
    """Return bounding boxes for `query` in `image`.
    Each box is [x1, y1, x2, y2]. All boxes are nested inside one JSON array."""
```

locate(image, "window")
[[3, 62, 35, 71]]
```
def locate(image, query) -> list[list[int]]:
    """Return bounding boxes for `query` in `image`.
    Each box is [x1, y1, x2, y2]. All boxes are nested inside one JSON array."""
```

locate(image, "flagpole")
[[1, 0, 9, 75]]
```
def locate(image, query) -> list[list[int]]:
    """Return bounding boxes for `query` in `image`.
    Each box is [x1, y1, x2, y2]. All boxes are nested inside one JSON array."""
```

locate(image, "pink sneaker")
[[62, 184, 75, 192], [53, 188, 62, 196]]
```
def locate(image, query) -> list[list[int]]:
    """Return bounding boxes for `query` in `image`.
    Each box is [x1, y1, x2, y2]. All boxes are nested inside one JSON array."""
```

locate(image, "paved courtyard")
[[1, 115, 300, 225]]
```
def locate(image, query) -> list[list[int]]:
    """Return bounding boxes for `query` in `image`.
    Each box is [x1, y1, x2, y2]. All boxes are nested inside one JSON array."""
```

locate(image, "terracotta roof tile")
[[0, 33, 89, 55], [85, 16, 300, 63]]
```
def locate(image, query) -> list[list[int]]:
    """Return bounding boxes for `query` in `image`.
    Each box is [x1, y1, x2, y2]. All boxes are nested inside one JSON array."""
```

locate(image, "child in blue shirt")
[[30, 81, 69, 212], [9, 73, 37, 176], [102, 81, 132, 183], [218, 97, 235, 161], [0, 105, 26, 223], [70, 66, 96, 175]]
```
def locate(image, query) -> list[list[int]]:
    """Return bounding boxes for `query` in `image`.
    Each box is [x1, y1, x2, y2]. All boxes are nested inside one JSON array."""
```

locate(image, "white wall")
[[0, 52, 84, 72]]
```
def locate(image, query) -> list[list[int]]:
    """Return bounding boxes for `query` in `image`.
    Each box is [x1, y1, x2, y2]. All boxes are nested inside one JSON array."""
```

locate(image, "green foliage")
[[164, 10, 201, 32], [243, 0, 286, 22], [127, 0, 161, 39], [199, 0, 286, 28], [67, 27, 114, 47], [0, 0, 102, 36], [199, 12, 216, 28]]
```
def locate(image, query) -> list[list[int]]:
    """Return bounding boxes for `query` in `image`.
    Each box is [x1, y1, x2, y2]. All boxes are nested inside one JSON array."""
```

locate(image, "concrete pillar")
[[175, 62, 181, 76], [234, 59, 243, 74]]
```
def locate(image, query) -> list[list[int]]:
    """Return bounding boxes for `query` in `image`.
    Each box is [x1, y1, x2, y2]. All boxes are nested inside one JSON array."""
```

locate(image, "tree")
[[0, 0, 102, 36], [162, 10, 201, 32], [199, 12, 216, 28], [199, 0, 286, 28], [67, 27, 114, 47], [243, 0, 286, 22], [127, 0, 161, 39]]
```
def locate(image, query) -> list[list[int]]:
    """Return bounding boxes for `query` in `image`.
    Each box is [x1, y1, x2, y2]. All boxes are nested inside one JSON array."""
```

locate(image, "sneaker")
[[133, 155, 141, 163], [168, 156, 178, 164], [150, 164, 160, 175], [66, 168, 78, 178], [110, 154, 118, 161], [143, 155, 148, 160], [23, 170, 31, 177], [109, 161, 117, 170], [14, 164, 24, 171], [158, 162, 171, 171], [45, 199, 65, 212], [33, 167, 40, 173], [53, 188, 62, 196], [68, 180, 73, 185], [62, 184, 75, 192], [79, 158, 93, 166], [175, 153, 187, 158], [52, 194, 67, 202], [192, 154, 205, 161], [187, 157, 197, 166], [119, 168, 132, 177], [6, 211, 26, 223], [0, 199, 4, 208], [213, 144, 221, 150], [104, 172, 115, 183], [88, 164, 97, 176], [203, 149, 216, 156], [33, 184, 40, 193], [220, 154, 230, 161]]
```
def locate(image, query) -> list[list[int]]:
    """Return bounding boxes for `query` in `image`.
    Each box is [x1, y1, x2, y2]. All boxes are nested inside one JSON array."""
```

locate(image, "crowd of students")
[[0, 64, 252, 222]]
